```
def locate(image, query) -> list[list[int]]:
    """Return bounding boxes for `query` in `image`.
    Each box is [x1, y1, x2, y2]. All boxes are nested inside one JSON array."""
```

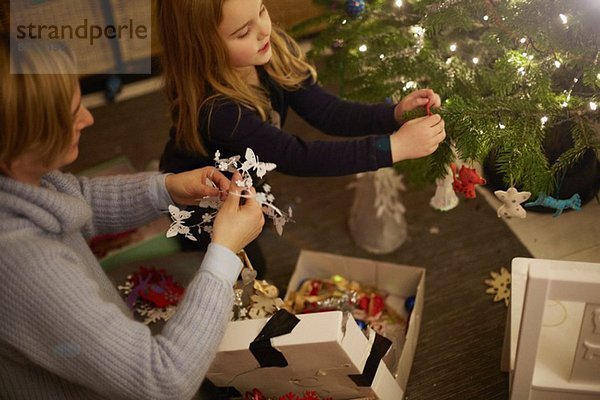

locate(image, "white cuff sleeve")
[[200, 243, 243, 286], [149, 173, 176, 212]]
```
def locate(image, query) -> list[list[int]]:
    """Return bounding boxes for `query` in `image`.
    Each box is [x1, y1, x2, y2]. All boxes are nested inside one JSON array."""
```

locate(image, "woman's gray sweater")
[[0, 171, 241, 399]]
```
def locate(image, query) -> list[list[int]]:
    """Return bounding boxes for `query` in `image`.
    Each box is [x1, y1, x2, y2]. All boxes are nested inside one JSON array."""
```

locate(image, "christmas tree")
[[292, 0, 599, 201]]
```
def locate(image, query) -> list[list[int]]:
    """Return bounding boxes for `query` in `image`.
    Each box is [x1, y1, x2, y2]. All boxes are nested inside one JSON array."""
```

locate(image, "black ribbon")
[[249, 309, 300, 368], [348, 333, 393, 386]]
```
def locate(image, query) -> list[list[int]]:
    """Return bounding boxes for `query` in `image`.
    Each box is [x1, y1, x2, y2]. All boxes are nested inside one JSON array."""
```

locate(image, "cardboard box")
[[206, 250, 425, 399]]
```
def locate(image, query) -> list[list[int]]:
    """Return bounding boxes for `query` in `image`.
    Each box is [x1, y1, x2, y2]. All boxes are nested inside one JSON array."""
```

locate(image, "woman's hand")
[[394, 89, 442, 123], [211, 174, 265, 254], [390, 114, 446, 162], [165, 167, 230, 206]]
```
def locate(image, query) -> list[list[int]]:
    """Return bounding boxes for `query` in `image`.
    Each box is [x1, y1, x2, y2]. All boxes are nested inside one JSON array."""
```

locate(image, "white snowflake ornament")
[[484, 267, 511, 307], [494, 187, 531, 219]]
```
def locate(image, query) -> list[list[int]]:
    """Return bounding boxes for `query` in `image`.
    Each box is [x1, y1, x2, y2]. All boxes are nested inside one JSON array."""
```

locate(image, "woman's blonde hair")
[[0, 35, 78, 167], [157, 0, 317, 156]]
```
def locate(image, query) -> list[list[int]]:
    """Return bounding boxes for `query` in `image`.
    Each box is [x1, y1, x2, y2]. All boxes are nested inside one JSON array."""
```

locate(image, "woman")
[[0, 35, 264, 399]]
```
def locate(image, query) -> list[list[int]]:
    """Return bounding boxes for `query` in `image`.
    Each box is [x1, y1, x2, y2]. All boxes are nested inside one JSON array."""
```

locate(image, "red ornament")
[[450, 163, 486, 198], [245, 388, 267, 400], [358, 294, 370, 311], [308, 280, 321, 296], [368, 293, 385, 317], [128, 267, 185, 308], [302, 391, 321, 400]]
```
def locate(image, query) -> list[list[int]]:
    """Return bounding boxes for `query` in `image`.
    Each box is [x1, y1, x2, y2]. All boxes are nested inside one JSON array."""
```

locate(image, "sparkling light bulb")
[[449, 43, 457, 52], [559, 14, 568, 24], [410, 25, 425, 37], [472, 57, 480, 64], [379, 53, 385, 60], [342, 19, 347, 25], [403, 81, 417, 91], [358, 44, 367, 52], [483, 15, 489, 21]]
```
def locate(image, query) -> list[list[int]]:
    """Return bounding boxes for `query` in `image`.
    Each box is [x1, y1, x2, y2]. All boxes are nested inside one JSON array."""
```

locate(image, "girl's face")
[[218, 0, 272, 72]]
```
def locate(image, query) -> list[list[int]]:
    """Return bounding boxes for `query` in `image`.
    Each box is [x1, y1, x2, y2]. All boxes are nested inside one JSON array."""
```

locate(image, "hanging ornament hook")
[[238, 249, 255, 271]]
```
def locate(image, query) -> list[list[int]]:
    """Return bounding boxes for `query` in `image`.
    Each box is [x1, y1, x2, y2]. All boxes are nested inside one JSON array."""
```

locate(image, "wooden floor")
[[75, 89, 534, 399]]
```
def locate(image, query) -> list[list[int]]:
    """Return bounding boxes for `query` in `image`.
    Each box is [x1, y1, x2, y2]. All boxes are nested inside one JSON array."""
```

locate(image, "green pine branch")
[[299, 0, 600, 194]]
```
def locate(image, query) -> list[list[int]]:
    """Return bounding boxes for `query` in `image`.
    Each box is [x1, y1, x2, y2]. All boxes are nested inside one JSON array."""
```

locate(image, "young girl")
[[156, 1, 446, 275], [157, 0, 446, 177], [0, 36, 264, 399]]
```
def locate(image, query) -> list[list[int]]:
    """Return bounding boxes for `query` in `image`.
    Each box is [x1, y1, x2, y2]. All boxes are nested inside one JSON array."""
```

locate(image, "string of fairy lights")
[[342, 0, 598, 126]]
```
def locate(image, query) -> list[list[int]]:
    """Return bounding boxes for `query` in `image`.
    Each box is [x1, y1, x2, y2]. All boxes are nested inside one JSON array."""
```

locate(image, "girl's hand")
[[212, 174, 265, 253], [390, 114, 446, 162], [394, 89, 442, 123], [165, 167, 230, 206]]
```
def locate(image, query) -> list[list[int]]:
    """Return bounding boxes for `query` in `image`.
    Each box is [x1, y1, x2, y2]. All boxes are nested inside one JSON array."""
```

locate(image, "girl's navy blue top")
[[159, 67, 401, 176]]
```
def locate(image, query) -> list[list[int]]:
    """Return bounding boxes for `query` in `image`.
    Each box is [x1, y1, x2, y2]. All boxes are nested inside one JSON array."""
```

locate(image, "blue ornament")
[[355, 319, 367, 330], [405, 295, 415, 313], [345, 0, 366, 18], [524, 192, 582, 217]]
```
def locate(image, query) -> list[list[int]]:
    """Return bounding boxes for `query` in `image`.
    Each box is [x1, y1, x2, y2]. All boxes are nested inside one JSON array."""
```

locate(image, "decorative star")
[[494, 187, 531, 219], [484, 267, 511, 307]]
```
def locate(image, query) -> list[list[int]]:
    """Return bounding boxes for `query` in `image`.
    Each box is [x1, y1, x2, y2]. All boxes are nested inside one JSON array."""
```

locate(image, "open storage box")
[[206, 250, 425, 399]]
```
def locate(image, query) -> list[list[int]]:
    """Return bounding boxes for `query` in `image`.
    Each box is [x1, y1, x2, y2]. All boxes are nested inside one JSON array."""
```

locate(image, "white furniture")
[[509, 257, 600, 399]]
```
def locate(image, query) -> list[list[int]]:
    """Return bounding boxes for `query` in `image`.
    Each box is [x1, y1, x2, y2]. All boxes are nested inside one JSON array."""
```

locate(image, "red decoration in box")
[[368, 293, 385, 317], [345, 291, 385, 318], [308, 280, 321, 296], [244, 388, 332, 400], [125, 267, 185, 309]]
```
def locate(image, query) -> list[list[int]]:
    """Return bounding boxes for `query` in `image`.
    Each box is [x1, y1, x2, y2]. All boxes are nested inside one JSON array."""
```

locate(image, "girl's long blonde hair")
[[156, 0, 317, 156]]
